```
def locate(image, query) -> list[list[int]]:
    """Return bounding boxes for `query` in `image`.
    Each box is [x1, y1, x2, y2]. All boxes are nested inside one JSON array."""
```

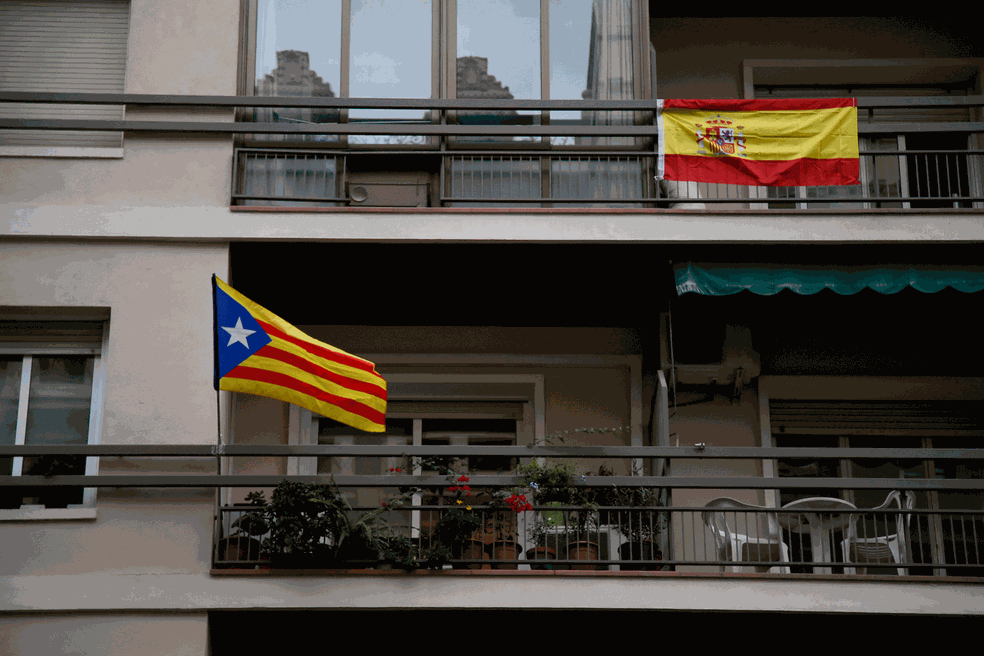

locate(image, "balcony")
[[3, 442, 981, 578], [1, 92, 982, 210]]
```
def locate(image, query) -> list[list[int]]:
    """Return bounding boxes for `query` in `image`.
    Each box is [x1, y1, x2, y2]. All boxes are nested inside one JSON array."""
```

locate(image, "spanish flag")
[[212, 276, 387, 432], [657, 98, 859, 187]]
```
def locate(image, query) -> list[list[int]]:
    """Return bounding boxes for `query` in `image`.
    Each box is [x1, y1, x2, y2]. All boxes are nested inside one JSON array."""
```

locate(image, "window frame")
[[0, 320, 107, 521]]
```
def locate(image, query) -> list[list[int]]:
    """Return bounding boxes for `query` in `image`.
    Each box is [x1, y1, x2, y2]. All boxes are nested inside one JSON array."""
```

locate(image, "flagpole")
[[211, 274, 223, 568]]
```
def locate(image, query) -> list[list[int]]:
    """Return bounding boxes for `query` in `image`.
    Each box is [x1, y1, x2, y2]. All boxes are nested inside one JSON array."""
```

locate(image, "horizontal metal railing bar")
[[4, 118, 981, 137], [2, 91, 982, 110], [235, 147, 654, 156], [222, 503, 984, 516], [0, 119, 658, 136], [859, 122, 984, 133], [439, 197, 655, 204], [210, 558, 984, 569], [229, 194, 350, 203], [6, 474, 983, 489], [857, 149, 984, 154], [2, 444, 982, 459], [0, 92, 660, 110]]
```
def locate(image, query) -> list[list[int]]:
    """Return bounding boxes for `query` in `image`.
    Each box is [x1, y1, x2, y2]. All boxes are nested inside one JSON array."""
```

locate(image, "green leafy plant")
[[609, 485, 666, 543], [245, 478, 417, 568]]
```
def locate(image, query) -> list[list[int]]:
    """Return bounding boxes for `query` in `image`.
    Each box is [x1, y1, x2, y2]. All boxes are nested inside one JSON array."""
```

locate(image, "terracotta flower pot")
[[567, 540, 601, 570], [452, 538, 489, 570], [216, 536, 263, 567], [527, 546, 558, 570], [618, 540, 664, 571], [492, 540, 523, 570]]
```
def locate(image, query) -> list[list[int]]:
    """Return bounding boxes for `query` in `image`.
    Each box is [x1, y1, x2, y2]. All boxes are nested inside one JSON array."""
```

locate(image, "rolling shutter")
[[0, 0, 130, 157], [771, 400, 984, 437]]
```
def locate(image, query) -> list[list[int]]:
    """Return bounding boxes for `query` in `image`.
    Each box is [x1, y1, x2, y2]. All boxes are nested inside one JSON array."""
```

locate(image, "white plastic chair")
[[841, 490, 915, 575], [703, 497, 791, 573]]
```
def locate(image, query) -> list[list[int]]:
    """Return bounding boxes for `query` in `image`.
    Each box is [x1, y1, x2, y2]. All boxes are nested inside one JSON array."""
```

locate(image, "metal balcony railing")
[[2, 442, 982, 577], [2, 92, 982, 209]]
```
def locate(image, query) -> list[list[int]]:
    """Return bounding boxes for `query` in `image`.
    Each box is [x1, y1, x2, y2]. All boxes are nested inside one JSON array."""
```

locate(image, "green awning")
[[675, 262, 984, 296]]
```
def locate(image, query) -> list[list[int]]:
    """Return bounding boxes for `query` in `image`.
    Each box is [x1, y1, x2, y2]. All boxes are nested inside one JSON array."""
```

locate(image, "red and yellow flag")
[[657, 98, 859, 186], [212, 276, 387, 432]]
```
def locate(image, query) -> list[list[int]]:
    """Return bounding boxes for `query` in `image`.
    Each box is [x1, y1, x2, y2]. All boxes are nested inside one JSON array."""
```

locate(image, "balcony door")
[[768, 394, 984, 576]]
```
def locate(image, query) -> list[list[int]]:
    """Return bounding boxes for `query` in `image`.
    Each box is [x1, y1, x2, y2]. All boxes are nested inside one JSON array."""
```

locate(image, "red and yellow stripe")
[[658, 98, 859, 187], [217, 280, 387, 432]]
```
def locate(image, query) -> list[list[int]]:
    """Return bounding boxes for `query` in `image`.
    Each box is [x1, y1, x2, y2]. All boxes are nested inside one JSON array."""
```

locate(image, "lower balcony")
[[207, 442, 984, 579], [214, 499, 984, 577]]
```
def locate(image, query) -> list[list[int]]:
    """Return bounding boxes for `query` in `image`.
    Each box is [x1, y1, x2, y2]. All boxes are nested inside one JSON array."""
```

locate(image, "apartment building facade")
[[2, 3, 983, 652]]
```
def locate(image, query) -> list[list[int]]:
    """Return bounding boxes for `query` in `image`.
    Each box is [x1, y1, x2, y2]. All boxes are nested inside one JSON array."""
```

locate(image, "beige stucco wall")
[[0, 240, 229, 445], [0, 613, 208, 656], [667, 389, 763, 570], [0, 0, 238, 240], [0, 241, 229, 577], [651, 17, 981, 98]]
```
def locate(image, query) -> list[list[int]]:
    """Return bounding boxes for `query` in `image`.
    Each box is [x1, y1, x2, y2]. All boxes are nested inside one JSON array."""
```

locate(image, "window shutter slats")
[[0, 321, 104, 352], [771, 400, 984, 436], [0, 0, 130, 155]]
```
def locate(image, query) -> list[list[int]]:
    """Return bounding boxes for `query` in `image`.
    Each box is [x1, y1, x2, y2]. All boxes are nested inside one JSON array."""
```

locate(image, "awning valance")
[[675, 263, 984, 296]]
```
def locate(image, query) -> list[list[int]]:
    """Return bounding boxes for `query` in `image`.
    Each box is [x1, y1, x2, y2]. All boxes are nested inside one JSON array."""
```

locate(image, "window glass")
[[252, 0, 342, 141], [457, 0, 540, 142], [550, 0, 641, 147], [349, 0, 432, 145], [457, 0, 539, 100], [254, 0, 341, 98], [1, 354, 96, 511], [0, 357, 23, 478]]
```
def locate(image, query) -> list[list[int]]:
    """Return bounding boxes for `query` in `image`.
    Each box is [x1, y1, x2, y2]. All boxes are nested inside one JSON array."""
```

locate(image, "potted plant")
[[20, 453, 85, 509], [517, 459, 600, 568], [611, 485, 666, 571], [218, 491, 269, 565], [427, 475, 485, 569], [250, 480, 348, 568], [254, 476, 426, 569]]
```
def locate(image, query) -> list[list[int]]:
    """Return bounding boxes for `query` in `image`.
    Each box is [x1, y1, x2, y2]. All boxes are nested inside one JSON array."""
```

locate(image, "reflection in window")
[[252, 0, 341, 142], [349, 0, 432, 145]]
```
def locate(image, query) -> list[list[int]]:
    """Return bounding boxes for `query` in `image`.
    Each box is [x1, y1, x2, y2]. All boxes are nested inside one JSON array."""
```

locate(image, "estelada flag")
[[657, 98, 859, 186], [212, 275, 387, 432]]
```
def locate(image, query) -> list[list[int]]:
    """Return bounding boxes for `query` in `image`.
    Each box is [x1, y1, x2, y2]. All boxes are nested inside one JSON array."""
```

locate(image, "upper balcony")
[[1, 92, 982, 213]]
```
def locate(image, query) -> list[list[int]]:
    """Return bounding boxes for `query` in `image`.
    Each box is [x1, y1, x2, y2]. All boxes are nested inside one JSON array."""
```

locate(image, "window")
[[236, 0, 653, 206], [1, 319, 106, 519], [0, 1, 129, 158]]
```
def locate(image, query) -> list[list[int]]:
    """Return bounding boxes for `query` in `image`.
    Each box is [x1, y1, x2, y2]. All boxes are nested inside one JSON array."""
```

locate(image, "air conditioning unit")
[[347, 174, 429, 207]]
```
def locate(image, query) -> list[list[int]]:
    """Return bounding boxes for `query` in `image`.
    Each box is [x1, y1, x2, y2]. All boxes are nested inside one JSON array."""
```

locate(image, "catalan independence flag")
[[212, 276, 387, 432], [657, 98, 859, 186]]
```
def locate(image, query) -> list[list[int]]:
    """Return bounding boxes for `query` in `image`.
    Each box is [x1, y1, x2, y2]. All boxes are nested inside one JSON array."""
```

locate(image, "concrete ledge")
[[3, 571, 983, 614], [4, 204, 984, 243]]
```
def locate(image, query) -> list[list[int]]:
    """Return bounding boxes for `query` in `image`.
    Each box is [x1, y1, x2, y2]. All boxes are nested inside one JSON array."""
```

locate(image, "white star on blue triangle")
[[214, 284, 272, 381]]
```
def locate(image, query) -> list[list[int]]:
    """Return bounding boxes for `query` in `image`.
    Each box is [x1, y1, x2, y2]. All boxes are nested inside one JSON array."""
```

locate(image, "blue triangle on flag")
[[214, 284, 272, 380]]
